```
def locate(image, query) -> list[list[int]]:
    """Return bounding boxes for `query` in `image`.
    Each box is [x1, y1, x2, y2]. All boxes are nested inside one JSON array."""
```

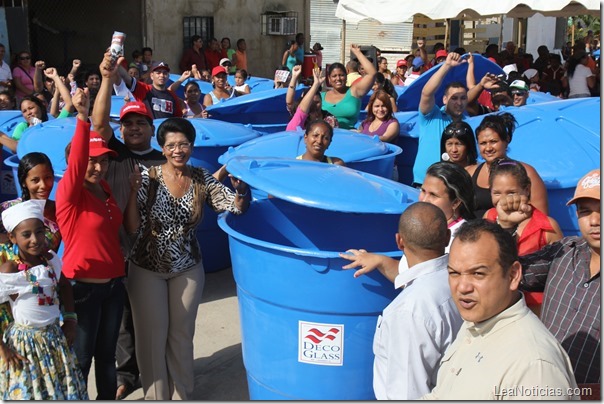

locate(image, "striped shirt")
[[520, 236, 600, 383]]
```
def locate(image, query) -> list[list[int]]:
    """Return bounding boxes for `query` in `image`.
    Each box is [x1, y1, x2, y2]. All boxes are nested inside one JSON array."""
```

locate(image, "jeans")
[[71, 278, 125, 400], [116, 271, 140, 390]]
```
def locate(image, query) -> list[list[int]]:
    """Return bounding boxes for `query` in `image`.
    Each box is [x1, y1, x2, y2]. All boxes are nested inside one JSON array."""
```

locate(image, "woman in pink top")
[[12, 51, 36, 103], [56, 88, 125, 399]]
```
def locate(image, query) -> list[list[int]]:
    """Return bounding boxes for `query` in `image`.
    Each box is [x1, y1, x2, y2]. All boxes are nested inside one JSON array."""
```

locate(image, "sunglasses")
[[444, 127, 470, 136], [19, 56, 31, 60], [511, 90, 527, 96]]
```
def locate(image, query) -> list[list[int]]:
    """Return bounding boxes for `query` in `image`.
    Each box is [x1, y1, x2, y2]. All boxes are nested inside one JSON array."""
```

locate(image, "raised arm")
[[33, 60, 45, 93], [339, 249, 400, 282], [297, 67, 324, 114], [124, 164, 142, 234], [286, 65, 302, 112], [117, 61, 133, 89], [0, 131, 17, 153], [350, 44, 377, 98], [45, 67, 73, 115], [419, 52, 465, 115], [91, 51, 119, 142], [167, 70, 191, 93]]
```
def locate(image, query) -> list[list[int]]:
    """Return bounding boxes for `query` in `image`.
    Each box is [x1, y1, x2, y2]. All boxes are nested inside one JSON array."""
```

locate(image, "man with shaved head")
[[371, 202, 463, 399]]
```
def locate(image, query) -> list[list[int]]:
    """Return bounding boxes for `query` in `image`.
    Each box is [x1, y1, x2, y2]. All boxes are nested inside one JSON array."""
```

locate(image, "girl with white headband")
[[0, 200, 87, 399]]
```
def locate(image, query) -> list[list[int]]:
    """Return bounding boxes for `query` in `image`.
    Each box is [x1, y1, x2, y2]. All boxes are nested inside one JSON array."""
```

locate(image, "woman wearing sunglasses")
[[12, 51, 35, 104], [439, 121, 477, 170]]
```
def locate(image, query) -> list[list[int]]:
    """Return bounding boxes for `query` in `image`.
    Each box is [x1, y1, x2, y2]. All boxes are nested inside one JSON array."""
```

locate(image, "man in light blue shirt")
[[413, 52, 469, 186], [372, 202, 463, 399]]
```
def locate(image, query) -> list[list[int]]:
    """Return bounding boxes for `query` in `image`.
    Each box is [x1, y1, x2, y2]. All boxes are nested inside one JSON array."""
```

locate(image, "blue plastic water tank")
[[218, 157, 419, 400], [219, 128, 402, 181]]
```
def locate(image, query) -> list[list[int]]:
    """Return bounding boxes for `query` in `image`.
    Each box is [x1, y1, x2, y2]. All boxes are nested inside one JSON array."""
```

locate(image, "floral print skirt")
[[0, 321, 88, 400]]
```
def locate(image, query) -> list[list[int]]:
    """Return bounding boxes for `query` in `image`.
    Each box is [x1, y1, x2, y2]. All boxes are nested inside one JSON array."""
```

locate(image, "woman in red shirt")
[[485, 157, 563, 316], [56, 88, 125, 399]]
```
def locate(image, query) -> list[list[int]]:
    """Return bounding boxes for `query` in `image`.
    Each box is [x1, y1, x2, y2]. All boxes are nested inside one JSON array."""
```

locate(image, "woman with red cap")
[[203, 66, 235, 107], [56, 88, 125, 400]]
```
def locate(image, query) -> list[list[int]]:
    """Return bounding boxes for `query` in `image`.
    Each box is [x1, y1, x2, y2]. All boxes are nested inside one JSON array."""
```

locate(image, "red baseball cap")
[[396, 59, 407, 67], [212, 66, 227, 77], [436, 50, 448, 59], [119, 101, 153, 122], [89, 131, 118, 158]]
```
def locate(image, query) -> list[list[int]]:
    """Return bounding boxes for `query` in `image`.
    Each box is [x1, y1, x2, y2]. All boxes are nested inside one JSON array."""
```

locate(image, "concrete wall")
[[144, 0, 308, 79]]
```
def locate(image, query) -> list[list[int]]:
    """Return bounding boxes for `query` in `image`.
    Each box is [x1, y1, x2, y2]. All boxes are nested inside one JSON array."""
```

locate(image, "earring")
[[11, 244, 18, 257]]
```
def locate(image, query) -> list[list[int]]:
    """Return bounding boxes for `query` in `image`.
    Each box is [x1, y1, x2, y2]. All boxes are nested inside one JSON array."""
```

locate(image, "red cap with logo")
[[567, 169, 600, 205], [89, 131, 118, 158], [212, 66, 227, 77], [396, 59, 407, 67], [119, 101, 153, 122]]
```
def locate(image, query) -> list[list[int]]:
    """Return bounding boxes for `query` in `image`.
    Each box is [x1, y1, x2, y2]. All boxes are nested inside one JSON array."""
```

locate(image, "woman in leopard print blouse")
[[124, 117, 250, 400]]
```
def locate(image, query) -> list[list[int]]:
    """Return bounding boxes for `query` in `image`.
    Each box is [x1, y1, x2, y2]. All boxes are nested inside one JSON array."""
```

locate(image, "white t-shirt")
[[0, 61, 12, 92], [567, 64, 594, 97], [0, 251, 62, 327]]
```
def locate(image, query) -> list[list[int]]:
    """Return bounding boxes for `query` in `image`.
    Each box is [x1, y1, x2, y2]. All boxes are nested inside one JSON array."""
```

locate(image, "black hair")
[[18, 152, 54, 201], [567, 51, 587, 78], [19, 95, 49, 123], [0, 90, 15, 109], [191, 35, 202, 45], [84, 70, 101, 82], [236, 69, 249, 80], [328, 62, 346, 77], [426, 162, 476, 220], [475, 112, 517, 144], [488, 158, 531, 197], [236, 38, 245, 48], [453, 47, 466, 55], [156, 117, 196, 146], [373, 72, 397, 100], [142, 47, 153, 54], [432, 42, 445, 53], [454, 219, 519, 272], [443, 81, 468, 95], [132, 49, 142, 59], [440, 121, 478, 166], [305, 119, 333, 140]]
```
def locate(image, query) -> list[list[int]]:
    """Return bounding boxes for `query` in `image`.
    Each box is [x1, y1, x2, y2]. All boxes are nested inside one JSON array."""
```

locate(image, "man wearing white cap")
[[502, 169, 601, 386], [508, 79, 529, 107]]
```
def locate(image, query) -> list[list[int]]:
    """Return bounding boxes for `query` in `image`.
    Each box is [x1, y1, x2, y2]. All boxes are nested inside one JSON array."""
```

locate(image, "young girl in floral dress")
[[0, 200, 88, 399]]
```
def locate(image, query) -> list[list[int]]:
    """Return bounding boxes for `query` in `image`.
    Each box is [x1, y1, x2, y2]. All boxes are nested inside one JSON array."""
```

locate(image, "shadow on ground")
[[192, 343, 249, 400]]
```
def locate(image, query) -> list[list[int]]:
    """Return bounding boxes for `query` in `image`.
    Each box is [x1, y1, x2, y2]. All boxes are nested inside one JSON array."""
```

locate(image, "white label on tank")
[[298, 321, 344, 366]]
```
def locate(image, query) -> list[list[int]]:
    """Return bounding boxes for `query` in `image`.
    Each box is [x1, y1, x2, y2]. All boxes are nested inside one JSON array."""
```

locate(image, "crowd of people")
[[0, 29, 599, 400]]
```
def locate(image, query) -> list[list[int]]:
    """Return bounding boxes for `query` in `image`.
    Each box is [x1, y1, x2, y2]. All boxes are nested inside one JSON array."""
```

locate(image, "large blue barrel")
[[149, 118, 261, 272], [218, 128, 402, 181], [219, 157, 419, 400], [466, 98, 600, 236]]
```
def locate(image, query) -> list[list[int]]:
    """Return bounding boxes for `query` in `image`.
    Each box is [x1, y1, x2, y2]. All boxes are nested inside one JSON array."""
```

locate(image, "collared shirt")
[[374, 255, 462, 399], [520, 236, 601, 383], [422, 295, 579, 400]]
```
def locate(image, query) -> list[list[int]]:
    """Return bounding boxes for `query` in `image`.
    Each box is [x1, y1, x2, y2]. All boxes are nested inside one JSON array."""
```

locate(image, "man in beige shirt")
[[423, 220, 579, 400]]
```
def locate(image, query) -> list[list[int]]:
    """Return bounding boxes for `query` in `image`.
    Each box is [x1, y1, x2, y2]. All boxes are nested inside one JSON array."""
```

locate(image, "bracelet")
[[62, 312, 78, 322], [236, 190, 248, 198]]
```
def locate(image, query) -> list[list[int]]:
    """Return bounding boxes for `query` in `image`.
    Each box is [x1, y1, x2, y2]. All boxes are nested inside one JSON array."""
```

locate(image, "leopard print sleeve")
[[197, 167, 243, 215]]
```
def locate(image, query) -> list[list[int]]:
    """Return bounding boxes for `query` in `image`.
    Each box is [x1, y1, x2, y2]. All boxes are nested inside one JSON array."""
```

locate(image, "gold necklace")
[[164, 166, 190, 191]]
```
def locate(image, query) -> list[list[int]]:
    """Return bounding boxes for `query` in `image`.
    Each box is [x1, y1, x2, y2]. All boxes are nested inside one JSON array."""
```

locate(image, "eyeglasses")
[[164, 142, 192, 152], [511, 90, 527, 96], [19, 56, 31, 60], [444, 127, 470, 136]]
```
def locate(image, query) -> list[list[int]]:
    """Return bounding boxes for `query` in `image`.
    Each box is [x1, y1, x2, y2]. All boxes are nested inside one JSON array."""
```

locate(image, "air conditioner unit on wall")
[[262, 12, 298, 36]]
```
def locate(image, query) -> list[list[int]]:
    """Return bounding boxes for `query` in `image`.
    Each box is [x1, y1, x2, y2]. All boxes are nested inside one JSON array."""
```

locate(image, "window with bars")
[[183, 16, 214, 49]]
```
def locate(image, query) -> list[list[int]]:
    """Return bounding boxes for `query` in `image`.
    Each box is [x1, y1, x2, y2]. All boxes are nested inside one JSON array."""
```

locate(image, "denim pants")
[[71, 278, 125, 400]]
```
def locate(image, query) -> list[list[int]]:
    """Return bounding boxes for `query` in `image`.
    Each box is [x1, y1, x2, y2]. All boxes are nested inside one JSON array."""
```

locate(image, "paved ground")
[[87, 267, 250, 400]]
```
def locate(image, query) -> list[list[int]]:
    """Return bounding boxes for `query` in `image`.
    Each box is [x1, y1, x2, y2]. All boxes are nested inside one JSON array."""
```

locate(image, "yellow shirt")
[[422, 295, 579, 400]]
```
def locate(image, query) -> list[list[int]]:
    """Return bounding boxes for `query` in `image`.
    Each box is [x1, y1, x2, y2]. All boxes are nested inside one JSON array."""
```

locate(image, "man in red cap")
[[118, 58, 183, 119], [93, 50, 167, 399], [499, 168, 601, 388]]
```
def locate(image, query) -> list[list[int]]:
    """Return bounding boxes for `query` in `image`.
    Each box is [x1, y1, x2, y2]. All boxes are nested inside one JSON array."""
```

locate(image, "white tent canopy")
[[335, 0, 601, 24]]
